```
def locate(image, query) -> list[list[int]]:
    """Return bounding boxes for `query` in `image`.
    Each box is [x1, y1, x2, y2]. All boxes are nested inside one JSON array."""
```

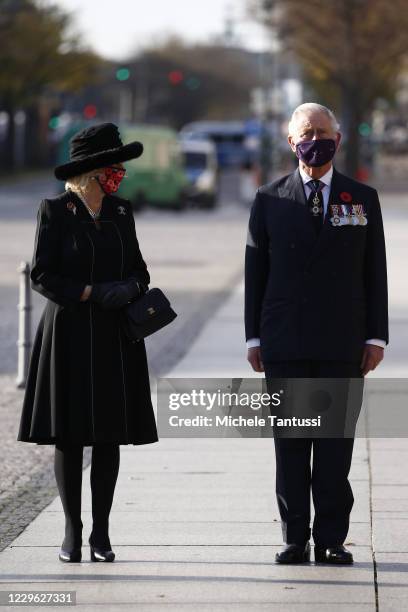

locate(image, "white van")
[[180, 139, 219, 208]]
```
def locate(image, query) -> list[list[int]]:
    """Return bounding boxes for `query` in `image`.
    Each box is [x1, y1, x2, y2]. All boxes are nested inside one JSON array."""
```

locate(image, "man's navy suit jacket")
[[244, 166, 389, 363]]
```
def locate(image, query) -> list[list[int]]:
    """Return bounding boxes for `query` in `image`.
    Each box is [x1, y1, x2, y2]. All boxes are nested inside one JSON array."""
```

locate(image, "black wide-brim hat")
[[54, 122, 143, 180]]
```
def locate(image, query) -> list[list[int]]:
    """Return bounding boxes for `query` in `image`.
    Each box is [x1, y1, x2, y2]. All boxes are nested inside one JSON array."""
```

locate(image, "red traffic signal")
[[168, 70, 184, 85], [83, 104, 97, 119]]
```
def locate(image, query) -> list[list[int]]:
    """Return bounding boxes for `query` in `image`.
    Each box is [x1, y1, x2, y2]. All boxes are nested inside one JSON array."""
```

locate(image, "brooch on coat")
[[117, 206, 126, 215], [66, 201, 77, 215]]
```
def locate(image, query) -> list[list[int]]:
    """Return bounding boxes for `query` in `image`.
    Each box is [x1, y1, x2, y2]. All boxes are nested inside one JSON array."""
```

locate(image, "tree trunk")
[[25, 104, 43, 168], [3, 104, 16, 173], [344, 111, 361, 179], [340, 84, 366, 178]]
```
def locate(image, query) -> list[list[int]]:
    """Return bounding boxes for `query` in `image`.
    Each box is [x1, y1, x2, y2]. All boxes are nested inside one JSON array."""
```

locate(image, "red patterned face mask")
[[97, 166, 126, 194]]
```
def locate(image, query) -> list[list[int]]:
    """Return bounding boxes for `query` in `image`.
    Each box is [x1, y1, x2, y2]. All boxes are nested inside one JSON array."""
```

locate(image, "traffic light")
[[168, 70, 184, 85], [359, 123, 372, 137], [116, 67, 130, 81], [83, 104, 97, 119], [48, 116, 59, 129], [186, 76, 200, 90]]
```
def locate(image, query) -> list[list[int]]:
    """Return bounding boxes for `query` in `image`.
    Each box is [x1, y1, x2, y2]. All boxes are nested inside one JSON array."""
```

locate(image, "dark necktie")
[[307, 179, 324, 233]]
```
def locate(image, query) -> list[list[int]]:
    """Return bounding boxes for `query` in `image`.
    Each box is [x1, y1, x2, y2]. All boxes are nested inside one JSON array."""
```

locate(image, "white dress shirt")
[[246, 164, 386, 350]]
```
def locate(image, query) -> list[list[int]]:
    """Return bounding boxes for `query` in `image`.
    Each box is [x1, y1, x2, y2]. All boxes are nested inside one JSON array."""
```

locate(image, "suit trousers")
[[264, 360, 362, 547]]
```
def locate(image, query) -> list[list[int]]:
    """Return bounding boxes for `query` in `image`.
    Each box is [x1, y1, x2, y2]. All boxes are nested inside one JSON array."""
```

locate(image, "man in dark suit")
[[245, 102, 388, 565]]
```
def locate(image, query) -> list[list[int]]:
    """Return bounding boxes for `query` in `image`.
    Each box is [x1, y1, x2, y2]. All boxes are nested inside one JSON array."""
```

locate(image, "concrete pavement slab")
[[375, 552, 408, 611], [0, 578, 377, 607]]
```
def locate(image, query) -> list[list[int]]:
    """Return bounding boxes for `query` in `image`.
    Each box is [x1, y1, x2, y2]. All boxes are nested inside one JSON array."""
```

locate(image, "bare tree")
[[0, 0, 101, 171], [250, 0, 408, 176]]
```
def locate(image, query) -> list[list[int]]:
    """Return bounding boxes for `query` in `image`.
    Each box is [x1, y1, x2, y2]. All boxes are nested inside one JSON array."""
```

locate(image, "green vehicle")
[[55, 121, 188, 210], [117, 124, 189, 210]]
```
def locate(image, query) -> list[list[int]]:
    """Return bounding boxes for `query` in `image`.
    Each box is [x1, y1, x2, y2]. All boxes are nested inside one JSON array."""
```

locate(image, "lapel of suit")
[[278, 167, 307, 205], [64, 190, 90, 224], [277, 167, 316, 241]]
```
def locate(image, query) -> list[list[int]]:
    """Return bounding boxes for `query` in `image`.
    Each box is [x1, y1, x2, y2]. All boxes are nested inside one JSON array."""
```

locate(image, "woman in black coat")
[[18, 123, 158, 563]]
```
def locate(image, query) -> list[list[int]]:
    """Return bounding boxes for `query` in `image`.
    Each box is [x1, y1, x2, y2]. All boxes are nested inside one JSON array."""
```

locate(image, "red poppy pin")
[[340, 191, 352, 203], [67, 201, 77, 215]]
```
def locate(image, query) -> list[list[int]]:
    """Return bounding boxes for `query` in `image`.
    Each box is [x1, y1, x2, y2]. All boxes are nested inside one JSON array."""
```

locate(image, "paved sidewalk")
[[0, 282, 407, 611]]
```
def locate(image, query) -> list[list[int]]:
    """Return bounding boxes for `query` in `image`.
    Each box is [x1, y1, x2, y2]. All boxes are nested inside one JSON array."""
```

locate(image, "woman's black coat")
[[18, 190, 158, 446]]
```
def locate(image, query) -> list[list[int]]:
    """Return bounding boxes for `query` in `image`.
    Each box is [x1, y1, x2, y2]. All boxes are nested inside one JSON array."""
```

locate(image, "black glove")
[[90, 278, 142, 310], [89, 281, 121, 306]]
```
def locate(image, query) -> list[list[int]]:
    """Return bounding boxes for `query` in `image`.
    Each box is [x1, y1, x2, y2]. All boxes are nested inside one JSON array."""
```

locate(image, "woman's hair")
[[65, 168, 103, 194]]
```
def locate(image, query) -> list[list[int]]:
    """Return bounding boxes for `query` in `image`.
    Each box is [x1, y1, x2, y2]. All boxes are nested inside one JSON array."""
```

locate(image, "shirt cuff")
[[247, 338, 261, 349], [365, 338, 386, 349]]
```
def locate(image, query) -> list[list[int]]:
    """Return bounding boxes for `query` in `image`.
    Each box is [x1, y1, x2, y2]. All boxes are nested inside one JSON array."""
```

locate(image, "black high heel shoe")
[[59, 548, 82, 563], [90, 545, 115, 562], [59, 521, 83, 562]]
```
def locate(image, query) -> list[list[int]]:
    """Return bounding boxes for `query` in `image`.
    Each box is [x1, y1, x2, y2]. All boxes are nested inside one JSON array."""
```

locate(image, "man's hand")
[[247, 346, 264, 372], [360, 344, 384, 376]]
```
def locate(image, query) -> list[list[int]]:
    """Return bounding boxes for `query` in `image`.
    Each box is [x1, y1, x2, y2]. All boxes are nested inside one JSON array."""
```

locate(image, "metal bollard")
[[16, 261, 32, 389]]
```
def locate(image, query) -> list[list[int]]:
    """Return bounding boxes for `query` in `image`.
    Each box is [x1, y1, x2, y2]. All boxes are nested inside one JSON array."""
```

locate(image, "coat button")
[[302, 296, 308, 303], [290, 242, 296, 249]]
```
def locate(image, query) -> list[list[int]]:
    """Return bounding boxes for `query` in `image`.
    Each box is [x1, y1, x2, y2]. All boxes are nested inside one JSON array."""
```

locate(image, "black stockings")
[[54, 443, 120, 551]]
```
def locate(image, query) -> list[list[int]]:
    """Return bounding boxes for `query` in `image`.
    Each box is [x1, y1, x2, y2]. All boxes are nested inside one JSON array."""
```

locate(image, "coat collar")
[[298, 164, 334, 189], [64, 190, 118, 223]]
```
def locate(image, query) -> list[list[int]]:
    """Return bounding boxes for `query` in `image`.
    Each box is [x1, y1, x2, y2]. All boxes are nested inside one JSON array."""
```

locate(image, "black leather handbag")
[[120, 287, 177, 341]]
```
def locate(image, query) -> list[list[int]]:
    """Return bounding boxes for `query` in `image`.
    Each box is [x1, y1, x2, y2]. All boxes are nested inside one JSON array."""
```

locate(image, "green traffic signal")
[[116, 67, 130, 81], [48, 116, 59, 129], [359, 123, 371, 137], [186, 76, 200, 90]]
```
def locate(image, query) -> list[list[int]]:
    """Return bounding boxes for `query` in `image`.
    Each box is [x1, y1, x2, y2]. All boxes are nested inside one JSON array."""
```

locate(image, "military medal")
[[329, 204, 342, 226], [352, 204, 367, 226], [311, 192, 323, 216], [330, 202, 367, 226], [340, 204, 351, 224]]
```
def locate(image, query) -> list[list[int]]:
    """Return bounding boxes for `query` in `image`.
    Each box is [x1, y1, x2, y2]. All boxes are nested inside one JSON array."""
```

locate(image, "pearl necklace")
[[75, 191, 102, 219]]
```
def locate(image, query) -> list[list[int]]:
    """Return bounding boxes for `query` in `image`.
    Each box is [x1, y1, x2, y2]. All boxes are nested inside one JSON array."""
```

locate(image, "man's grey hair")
[[288, 103, 340, 136]]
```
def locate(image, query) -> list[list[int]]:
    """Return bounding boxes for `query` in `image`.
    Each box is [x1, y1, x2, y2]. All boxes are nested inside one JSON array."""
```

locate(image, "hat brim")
[[54, 141, 143, 181]]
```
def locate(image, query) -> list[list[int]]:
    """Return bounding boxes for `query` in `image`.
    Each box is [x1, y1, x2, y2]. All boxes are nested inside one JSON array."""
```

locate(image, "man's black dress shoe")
[[314, 545, 353, 564], [275, 542, 310, 564], [59, 548, 82, 563]]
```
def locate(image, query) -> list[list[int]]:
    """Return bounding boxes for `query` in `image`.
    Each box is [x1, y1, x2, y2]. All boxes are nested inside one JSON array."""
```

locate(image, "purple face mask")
[[295, 138, 336, 167]]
